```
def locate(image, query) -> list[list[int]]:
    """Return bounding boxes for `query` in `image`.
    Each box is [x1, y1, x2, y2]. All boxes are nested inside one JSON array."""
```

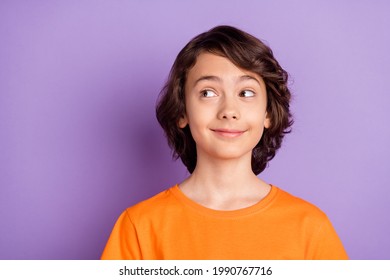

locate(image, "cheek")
[[253, 126, 265, 143], [185, 113, 212, 145], [249, 113, 267, 140], [187, 114, 207, 136], [186, 102, 212, 126], [249, 109, 267, 126]]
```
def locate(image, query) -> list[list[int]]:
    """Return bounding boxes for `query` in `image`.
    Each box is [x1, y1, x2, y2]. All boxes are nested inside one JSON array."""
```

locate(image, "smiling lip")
[[211, 128, 245, 138]]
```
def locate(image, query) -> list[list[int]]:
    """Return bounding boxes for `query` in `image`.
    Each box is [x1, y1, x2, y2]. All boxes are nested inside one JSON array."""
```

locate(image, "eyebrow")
[[193, 75, 262, 87], [239, 75, 262, 85], [193, 75, 222, 86]]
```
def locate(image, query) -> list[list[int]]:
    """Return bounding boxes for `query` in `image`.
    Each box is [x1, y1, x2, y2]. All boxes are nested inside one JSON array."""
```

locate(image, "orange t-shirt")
[[101, 185, 348, 260]]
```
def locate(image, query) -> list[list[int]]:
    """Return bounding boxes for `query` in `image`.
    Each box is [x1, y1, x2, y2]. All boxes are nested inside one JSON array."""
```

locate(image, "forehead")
[[186, 52, 264, 86]]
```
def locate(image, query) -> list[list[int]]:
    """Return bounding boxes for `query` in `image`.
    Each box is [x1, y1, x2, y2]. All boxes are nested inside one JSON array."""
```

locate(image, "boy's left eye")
[[240, 90, 255, 97]]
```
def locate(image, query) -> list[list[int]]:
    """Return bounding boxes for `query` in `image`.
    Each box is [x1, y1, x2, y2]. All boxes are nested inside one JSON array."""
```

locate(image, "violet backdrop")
[[1, 0, 389, 259]]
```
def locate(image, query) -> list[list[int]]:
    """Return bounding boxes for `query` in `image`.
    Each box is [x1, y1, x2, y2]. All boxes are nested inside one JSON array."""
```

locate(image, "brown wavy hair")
[[156, 25, 293, 175]]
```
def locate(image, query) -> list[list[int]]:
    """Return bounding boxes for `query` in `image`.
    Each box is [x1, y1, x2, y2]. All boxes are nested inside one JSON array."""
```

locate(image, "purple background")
[[1, 0, 389, 260]]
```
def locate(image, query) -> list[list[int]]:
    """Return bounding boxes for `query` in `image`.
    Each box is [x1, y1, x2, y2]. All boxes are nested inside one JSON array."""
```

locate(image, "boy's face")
[[179, 52, 270, 163]]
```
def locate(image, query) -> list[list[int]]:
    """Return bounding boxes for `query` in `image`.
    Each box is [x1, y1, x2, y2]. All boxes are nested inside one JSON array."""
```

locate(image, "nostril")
[[220, 112, 239, 120]]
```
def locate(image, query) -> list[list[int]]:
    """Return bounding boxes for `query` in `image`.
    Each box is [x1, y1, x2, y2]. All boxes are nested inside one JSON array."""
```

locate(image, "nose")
[[217, 95, 240, 120]]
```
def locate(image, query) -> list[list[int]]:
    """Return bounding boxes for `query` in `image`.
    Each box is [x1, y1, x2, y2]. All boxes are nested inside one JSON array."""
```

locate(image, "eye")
[[201, 89, 217, 97], [240, 90, 255, 97]]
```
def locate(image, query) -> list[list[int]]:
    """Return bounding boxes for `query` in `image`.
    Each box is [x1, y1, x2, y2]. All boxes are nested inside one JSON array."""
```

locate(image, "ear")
[[264, 112, 271, 129], [178, 115, 188, 128]]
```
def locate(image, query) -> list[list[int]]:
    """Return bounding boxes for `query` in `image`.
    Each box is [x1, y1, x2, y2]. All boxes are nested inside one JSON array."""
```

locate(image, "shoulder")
[[271, 186, 348, 259], [123, 186, 180, 222], [271, 186, 339, 245], [271, 186, 329, 222]]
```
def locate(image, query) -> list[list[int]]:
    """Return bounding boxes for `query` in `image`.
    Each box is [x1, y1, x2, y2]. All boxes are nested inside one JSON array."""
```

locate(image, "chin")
[[211, 149, 252, 161]]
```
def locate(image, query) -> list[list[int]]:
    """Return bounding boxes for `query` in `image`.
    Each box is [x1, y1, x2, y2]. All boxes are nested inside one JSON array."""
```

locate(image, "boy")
[[101, 25, 348, 259]]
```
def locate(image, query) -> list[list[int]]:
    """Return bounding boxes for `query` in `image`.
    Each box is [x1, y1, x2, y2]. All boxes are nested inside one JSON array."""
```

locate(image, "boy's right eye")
[[201, 90, 217, 97]]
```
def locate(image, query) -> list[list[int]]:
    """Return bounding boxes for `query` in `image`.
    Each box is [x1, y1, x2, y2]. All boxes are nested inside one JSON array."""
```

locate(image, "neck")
[[191, 154, 255, 192], [179, 152, 270, 210]]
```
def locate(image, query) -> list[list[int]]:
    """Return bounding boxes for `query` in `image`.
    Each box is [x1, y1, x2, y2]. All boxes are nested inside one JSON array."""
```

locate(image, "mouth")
[[211, 128, 246, 138]]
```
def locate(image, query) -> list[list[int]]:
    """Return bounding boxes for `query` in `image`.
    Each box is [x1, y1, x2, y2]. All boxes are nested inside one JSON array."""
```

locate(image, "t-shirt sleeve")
[[308, 215, 349, 260], [100, 209, 142, 260]]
